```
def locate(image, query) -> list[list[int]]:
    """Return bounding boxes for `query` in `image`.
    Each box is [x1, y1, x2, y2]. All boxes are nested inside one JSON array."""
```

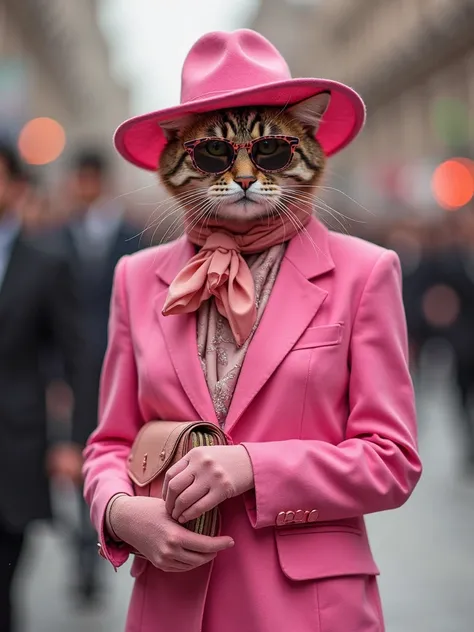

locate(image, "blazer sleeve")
[[83, 256, 143, 567], [242, 250, 422, 529]]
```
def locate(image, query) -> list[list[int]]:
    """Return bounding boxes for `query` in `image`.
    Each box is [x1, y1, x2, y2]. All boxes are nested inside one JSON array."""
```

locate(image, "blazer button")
[[284, 511, 295, 524], [295, 510, 306, 523], [308, 510, 319, 522], [276, 512, 286, 526]]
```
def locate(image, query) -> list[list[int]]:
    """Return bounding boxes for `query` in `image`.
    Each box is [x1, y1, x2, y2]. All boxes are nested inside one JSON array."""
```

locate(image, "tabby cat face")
[[158, 92, 330, 223]]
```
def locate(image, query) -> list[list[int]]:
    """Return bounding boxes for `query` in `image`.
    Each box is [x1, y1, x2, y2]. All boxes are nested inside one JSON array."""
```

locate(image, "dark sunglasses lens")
[[252, 138, 293, 171], [193, 140, 233, 173]]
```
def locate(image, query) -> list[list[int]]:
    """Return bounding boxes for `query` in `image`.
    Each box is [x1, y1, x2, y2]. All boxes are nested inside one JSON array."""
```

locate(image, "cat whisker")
[[137, 191, 209, 247], [270, 202, 290, 243], [157, 201, 208, 246], [272, 199, 309, 245], [282, 184, 375, 217], [281, 187, 367, 226], [161, 197, 212, 243], [133, 188, 209, 238], [265, 99, 292, 130], [212, 197, 225, 225], [186, 201, 218, 241], [147, 201, 213, 268], [314, 197, 367, 227], [281, 190, 359, 234], [109, 181, 159, 205], [280, 192, 349, 235], [118, 181, 210, 244], [272, 200, 321, 257], [154, 193, 210, 245]]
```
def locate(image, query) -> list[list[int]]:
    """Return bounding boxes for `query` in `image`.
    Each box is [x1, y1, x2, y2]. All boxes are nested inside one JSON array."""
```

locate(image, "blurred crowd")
[[0, 141, 143, 632], [1, 138, 474, 632]]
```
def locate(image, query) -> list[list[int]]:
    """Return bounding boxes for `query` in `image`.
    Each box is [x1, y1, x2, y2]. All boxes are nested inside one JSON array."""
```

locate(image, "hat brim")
[[114, 78, 366, 171]]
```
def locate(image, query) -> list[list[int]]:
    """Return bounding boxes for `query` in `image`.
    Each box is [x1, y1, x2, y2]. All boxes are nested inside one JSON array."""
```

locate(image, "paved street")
[[368, 358, 474, 632], [16, 362, 474, 632]]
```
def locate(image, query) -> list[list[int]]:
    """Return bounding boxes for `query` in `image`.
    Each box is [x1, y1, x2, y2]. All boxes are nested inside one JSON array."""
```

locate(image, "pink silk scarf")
[[197, 244, 286, 425], [162, 205, 311, 346]]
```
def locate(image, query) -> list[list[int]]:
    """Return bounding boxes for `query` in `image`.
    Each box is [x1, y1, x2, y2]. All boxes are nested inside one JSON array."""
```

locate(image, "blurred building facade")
[[0, 0, 130, 183], [250, 0, 474, 229]]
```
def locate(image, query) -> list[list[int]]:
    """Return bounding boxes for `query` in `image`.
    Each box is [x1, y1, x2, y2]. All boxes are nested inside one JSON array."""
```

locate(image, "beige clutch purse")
[[127, 420, 228, 537]]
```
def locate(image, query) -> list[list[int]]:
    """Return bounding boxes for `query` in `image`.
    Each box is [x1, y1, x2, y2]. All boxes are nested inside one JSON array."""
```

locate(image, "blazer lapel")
[[152, 220, 335, 431], [154, 237, 218, 425], [225, 219, 335, 433]]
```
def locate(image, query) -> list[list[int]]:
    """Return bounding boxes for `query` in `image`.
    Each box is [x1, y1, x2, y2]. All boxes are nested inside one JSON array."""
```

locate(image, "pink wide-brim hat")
[[114, 29, 366, 172]]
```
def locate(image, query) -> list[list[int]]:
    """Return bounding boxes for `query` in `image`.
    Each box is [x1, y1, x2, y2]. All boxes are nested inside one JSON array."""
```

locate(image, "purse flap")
[[127, 421, 225, 487]]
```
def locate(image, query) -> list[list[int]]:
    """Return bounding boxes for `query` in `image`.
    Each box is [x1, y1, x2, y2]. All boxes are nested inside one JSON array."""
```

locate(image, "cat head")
[[158, 92, 330, 224]]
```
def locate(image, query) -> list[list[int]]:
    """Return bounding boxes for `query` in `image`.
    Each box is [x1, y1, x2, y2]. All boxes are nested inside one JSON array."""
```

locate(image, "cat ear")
[[159, 115, 195, 140], [287, 91, 331, 133]]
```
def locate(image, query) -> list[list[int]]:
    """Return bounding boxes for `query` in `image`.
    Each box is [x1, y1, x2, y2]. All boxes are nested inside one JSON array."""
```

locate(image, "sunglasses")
[[183, 135, 300, 175]]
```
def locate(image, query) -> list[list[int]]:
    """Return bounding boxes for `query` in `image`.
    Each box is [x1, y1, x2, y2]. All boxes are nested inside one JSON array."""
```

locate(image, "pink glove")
[[163, 445, 254, 524], [108, 495, 234, 572]]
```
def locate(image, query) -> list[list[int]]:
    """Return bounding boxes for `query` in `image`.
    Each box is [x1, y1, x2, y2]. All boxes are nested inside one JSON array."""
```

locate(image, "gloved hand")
[[163, 445, 254, 524], [109, 495, 234, 572]]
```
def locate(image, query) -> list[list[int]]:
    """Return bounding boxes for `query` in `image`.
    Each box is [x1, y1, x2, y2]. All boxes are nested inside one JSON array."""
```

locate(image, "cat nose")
[[235, 175, 257, 191]]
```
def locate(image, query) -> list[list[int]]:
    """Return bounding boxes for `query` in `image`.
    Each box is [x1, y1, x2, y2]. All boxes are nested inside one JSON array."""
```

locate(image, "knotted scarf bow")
[[162, 205, 312, 346]]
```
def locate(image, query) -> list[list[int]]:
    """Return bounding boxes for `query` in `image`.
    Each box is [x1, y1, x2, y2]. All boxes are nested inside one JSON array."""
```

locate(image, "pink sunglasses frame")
[[183, 135, 300, 175]]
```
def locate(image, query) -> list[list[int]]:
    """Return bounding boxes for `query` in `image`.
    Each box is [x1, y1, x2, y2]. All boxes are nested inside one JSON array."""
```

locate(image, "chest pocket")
[[292, 324, 343, 351]]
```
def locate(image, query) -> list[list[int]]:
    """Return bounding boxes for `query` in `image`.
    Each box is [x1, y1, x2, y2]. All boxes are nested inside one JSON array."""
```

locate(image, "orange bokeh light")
[[431, 158, 474, 210], [431, 158, 474, 211], [18, 117, 66, 165]]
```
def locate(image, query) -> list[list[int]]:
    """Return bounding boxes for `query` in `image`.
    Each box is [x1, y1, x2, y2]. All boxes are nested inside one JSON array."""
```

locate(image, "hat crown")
[[180, 29, 292, 104]]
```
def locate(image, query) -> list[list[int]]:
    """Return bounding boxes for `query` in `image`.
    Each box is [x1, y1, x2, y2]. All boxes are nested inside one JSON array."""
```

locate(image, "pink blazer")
[[83, 218, 422, 632]]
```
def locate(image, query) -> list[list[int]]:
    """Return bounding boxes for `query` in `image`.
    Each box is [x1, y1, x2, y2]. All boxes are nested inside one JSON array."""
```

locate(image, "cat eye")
[[183, 135, 299, 175], [206, 140, 229, 157], [257, 138, 278, 155]]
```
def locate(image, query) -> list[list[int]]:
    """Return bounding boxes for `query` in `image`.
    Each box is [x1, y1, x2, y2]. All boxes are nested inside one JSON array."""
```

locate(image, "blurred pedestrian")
[[384, 219, 424, 375], [16, 174, 52, 235], [428, 212, 474, 473], [405, 213, 474, 472], [53, 148, 143, 604], [0, 142, 86, 632]]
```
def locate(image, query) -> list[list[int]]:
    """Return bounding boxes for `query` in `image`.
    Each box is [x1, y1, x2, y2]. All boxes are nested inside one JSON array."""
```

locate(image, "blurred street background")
[[1, 0, 474, 631]]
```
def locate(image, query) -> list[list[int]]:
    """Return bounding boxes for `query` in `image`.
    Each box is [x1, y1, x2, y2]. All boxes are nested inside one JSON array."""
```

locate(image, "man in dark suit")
[[56, 149, 143, 603], [0, 144, 86, 632]]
